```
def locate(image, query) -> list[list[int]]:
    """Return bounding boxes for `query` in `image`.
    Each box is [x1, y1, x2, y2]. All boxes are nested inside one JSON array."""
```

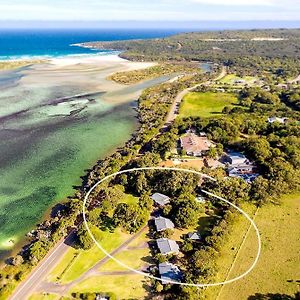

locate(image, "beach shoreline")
[[0, 52, 161, 260]]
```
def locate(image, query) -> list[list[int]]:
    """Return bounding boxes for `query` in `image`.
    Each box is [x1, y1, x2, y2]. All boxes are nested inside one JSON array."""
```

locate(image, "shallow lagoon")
[[0, 56, 174, 257]]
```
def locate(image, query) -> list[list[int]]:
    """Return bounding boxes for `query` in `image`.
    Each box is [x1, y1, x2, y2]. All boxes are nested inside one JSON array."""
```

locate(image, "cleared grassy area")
[[218, 193, 300, 299], [120, 194, 139, 205], [203, 203, 257, 299], [179, 92, 238, 118], [28, 293, 59, 300], [48, 229, 130, 284], [218, 74, 257, 85], [99, 226, 152, 272], [99, 248, 151, 272], [69, 274, 148, 299], [203, 194, 300, 300]]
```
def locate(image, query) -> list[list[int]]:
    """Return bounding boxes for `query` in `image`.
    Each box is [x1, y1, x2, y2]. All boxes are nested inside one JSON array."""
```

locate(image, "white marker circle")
[[82, 167, 261, 287]]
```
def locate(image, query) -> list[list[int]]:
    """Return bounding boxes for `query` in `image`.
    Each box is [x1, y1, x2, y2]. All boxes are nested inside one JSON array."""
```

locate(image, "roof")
[[226, 152, 247, 165], [268, 116, 287, 124], [180, 133, 214, 154], [156, 238, 179, 255], [151, 193, 170, 206], [187, 232, 201, 240], [228, 151, 246, 160], [158, 262, 182, 283], [154, 217, 175, 232], [229, 173, 259, 183], [196, 196, 206, 203]]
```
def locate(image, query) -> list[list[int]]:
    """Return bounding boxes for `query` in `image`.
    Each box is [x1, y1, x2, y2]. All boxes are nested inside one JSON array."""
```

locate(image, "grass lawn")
[[48, 228, 130, 284], [99, 248, 151, 272], [99, 227, 152, 272], [203, 203, 257, 299], [179, 92, 238, 118], [120, 193, 139, 205], [204, 194, 300, 300], [28, 293, 59, 300], [218, 74, 257, 85], [69, 274, 149, 299]]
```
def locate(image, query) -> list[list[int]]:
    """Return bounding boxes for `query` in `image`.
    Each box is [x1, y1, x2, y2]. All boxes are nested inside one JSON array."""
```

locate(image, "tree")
[[88, 208, 102, 226], [154, 281, 164, 293], [11, 255, 24, 266], [113, 203, 149, 233], [250, 176, 271, 206], [139, 193, 153, 210], [171, 195, 202, 228], [77, 224, 94, 250], [29, 239, 49, 263]]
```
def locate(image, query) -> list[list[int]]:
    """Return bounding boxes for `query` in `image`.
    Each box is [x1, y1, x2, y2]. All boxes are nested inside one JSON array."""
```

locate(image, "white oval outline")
[[83, 166, 261, 287]]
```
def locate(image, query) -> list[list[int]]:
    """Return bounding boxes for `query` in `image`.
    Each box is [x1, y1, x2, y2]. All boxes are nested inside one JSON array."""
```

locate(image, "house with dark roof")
[[151, 193, 170, 206], [158, 262, 182, 284], [154, 217, 175, 232], [156, 238, 179, 255]]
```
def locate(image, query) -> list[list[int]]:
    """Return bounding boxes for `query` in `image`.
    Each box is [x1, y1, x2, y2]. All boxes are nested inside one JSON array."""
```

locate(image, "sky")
[[0, 0, 299, 25]]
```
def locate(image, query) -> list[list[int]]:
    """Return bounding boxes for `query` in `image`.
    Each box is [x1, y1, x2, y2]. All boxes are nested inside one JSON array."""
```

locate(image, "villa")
[[156, 238, 180, 255], [158, 262, 182, 284], [180, 132, 214, 157], [154, 217, 175, 232]]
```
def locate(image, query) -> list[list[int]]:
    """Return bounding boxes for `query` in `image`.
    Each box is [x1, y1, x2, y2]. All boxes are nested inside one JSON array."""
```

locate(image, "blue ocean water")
[[0, 29, 181, 60]]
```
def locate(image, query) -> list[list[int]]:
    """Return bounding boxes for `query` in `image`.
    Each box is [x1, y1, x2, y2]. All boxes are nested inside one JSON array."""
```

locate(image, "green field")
[[69, 274, 148, 299], [204, 193, 300, 300], [48, 229, 130, 284], [218, 74, 258, 85], [179, 91, 238, 118], [28, 293, 59, 300]]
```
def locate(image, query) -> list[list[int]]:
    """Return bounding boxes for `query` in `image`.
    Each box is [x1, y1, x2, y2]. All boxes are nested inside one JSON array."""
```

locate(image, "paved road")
[[164, 66, 227, 127], [9, 232, 76, 300]]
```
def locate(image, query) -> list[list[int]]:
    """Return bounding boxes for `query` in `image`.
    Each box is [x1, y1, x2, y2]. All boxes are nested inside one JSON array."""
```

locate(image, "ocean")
[[0, 29, 181, 60], [0, 29, 181, 260]]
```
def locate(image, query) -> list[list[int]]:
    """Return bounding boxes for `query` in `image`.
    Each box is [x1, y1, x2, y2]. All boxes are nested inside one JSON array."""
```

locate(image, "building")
[[158, 262, 182, 284], [224, 151, 259, 183], [229, 171, 259, 183], [151, 193, 170, 206], [196, 196, 206, 204], [156, 238, 180, 255], [268, 116, 288, 124], [225, 152, 247, 165], [187, 232, 201, 241], [234, 79, 246, 84], [180, 133, 214, 157], [154, 217, 175, 232]]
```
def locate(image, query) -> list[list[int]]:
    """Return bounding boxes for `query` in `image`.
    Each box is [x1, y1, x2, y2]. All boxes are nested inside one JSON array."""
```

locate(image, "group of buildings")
[[223, 151, 259, 183], [179, 131, 259, 183], [150, 193, 201, 284]]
